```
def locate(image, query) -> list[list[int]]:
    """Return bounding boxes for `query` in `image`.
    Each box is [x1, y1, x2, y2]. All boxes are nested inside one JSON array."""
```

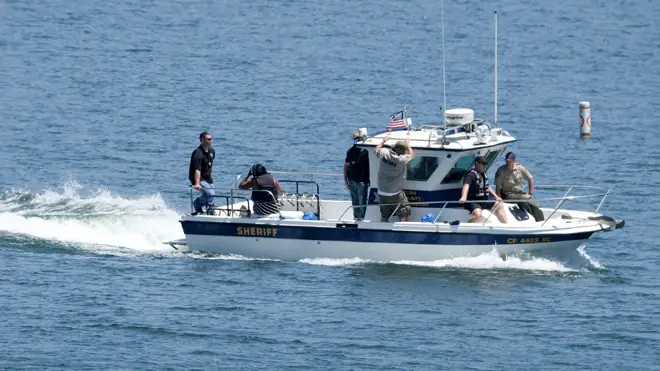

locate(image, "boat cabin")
[[356, 108, 516, 208]]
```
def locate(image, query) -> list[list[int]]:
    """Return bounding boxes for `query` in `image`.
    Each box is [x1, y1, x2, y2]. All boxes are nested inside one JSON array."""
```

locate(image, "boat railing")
[[337, 184, 612, 225], [188, 187, 253, 216], [277, 180, 321, 216], [189, 187, 282, 217], [233, 169, 342, 188], [534, 184, 612, 226], [192, 175, 326, 217]]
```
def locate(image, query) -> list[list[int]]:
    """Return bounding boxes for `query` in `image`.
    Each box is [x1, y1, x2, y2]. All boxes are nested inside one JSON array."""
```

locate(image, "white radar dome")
[[445, 108, 474, 126]]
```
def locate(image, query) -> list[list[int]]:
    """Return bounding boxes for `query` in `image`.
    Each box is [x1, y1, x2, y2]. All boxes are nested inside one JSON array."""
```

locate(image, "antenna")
[[438, 0, 449, 147], [441, 0, 447, 127], [494, 11, 498, 128]]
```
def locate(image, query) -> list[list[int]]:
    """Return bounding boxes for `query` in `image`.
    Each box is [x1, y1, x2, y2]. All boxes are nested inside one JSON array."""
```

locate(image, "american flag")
[[386, 111, 406, 131]]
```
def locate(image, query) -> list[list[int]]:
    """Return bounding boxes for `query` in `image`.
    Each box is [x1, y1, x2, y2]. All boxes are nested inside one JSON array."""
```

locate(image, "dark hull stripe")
[[181, 221, 594, 246], [368, 188, 464, 207]]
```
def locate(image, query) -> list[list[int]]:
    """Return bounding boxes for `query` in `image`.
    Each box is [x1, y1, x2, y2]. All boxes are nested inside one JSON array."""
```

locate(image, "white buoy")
[[579, 102, 591, 138]]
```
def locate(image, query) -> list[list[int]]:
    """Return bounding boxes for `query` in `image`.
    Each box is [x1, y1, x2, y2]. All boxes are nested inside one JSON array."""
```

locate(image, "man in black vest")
[[188, 131, 216, 215], [344, 131, 370, 220], [459, 156, 508, 223]]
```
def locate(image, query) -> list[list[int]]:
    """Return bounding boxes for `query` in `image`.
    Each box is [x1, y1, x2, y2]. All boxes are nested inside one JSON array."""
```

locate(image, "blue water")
[[1, 0, 659, 369]]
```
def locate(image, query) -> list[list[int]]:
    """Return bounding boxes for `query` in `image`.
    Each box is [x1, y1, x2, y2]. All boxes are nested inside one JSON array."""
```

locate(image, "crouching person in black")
[[239, 164, 284, 215]]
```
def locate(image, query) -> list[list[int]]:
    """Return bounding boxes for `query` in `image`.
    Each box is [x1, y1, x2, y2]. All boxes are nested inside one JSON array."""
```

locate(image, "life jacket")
[[467, 168, 488, 199]]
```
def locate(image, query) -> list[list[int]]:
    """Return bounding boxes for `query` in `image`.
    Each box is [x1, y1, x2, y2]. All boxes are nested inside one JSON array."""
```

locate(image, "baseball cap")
[[475, 156, 488, 165]]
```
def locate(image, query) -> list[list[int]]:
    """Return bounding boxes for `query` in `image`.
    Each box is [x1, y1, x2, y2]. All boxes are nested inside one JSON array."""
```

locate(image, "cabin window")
[[441, 155, 477, 184], [484, 150, 500, 167], [406, 156, 439, 181]]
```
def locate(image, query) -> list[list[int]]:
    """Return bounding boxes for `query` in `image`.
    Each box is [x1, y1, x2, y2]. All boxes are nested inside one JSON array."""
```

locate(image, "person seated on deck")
[[239, 164, 284, 215], [495, 152, 544, 222], [458, 156, 508, 224]]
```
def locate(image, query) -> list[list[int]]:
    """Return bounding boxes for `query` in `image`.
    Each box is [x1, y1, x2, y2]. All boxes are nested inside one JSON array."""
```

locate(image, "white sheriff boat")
[[171, 109, 624, 261]]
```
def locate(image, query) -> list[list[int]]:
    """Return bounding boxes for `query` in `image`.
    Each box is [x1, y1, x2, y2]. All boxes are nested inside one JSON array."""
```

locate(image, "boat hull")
[[180, 218, 597, 261], [183, 234, 589, 261]]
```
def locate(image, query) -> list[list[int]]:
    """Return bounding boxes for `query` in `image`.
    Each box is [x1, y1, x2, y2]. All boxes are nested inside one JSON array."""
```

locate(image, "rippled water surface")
[[1, 0, 659, 369]]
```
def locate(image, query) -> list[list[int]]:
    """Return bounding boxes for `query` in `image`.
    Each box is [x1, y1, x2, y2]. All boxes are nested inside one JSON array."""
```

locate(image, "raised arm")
[[404, 137, 414, 161], [374, 135, 390, 153], [238, 177, 253, 190]]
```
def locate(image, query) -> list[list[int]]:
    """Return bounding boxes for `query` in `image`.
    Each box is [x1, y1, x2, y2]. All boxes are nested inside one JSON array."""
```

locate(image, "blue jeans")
[[348, 180, 369, 219], [193, 180, 215, 212]]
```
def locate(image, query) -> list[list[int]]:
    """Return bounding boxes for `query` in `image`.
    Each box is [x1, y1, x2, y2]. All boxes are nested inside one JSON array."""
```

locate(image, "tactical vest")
[[467, 169, 488, 199]]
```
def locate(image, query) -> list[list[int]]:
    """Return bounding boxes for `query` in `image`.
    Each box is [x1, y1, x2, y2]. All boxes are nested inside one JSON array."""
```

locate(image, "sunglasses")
[[204, 137, 213, 141]]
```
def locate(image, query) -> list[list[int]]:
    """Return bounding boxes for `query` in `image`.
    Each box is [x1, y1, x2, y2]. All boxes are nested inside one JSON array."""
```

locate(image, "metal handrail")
[[555, 185, 574, 210], [277, 180, 321, 217], [231, 172, 324, 217], [336, 187, 612, 224], [188, 187, 252, 215], [193, 180, 613, 224], [541, 197, 570, 227], [433, 203, 449, 223], [190, 187, 281, 217], [270, 171, 342, 177], [249, 189, 283, 218], [595, 188, 611, 213], [535, 184, 608, 189], [278, 180, 320, 197]]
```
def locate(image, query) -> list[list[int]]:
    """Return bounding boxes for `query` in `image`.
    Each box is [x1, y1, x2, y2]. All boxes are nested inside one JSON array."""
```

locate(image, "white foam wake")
[[300, 250, 575, 272], [577, 245, 603, 269], [0, 182, 184, 255]]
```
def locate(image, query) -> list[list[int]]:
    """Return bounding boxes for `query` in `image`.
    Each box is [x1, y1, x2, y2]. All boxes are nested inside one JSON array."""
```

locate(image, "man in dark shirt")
[[459, 156, 508, 223], [344, 131, 370, 220], [189, 131, 216, 215]]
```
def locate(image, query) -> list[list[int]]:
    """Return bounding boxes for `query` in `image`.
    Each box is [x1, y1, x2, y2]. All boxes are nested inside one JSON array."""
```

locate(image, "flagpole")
[[404, 106, 408, 130]]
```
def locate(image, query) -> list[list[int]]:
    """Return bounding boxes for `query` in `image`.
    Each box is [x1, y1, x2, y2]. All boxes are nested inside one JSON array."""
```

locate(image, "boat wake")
[[0, 182, 604, 271], [299, 251, 578, 272], [299, 246, 604, 272], [0, 182, 184, 256]]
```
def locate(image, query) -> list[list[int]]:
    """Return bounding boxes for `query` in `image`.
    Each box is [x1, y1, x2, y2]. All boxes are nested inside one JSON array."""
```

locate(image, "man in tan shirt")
[[495, 152, 544, 221]]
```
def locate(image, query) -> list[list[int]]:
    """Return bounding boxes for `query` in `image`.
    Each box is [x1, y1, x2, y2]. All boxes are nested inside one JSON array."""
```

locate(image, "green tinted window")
[[484, 150, 500, 167], [441, 155, 477, 184], [406, 156, 439, 181]]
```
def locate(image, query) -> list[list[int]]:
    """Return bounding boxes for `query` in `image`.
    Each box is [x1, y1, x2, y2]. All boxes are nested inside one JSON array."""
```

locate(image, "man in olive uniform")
[[495, 152, 544, 221]]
